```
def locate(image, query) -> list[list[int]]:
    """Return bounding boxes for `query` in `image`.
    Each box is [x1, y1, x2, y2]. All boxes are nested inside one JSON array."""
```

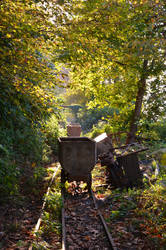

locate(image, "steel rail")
[[29, 163, 61, 250], [61, 190, 67, 250], [91, 190, 117, 250], [61, 184, 117, 250]]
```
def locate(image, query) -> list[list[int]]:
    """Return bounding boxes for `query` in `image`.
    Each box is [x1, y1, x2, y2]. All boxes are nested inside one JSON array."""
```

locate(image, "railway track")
[[62, 182, 117, 250], [29, 162, 117, 249]]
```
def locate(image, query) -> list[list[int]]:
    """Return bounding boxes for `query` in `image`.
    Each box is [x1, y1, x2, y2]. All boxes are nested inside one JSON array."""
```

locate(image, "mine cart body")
[[94, 133, 113, 157], [96, 132, 148, 188], [67, 124, 81, 137], [58, 137, 96, 189], [117, 152, 143, 187]]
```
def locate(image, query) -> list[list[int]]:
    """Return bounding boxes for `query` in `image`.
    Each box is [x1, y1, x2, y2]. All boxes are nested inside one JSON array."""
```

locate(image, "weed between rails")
[[31, 167, 62, 249], [105, 184, 166, 248]]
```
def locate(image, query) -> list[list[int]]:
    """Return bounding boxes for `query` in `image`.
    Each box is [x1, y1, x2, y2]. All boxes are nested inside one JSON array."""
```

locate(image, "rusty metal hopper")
[[58, 137, 96, 180]]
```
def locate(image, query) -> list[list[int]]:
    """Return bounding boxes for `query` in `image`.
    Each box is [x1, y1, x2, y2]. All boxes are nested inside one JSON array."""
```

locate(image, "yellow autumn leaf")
[[47, 108, 53, 112], [6, 34, 11, 38], [32, 162, 36, 168], [161, 153, 166, 166]]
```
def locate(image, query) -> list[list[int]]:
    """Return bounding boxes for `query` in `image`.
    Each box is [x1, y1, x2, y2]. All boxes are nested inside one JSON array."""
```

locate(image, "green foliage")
[[77, 106, 116, 133], [106, 188, 140, 222], [107, 172, 166, 248], [0, 0, 65, 199], [0, 127, 19, 196], [41, 189, 62, 237], [0, 162, 19, 196], [0, 0, 61, 125], [0, 118, 50, 198], [55, 0, 166, 139], [45, 191, 62, 220], [42, 211, 61, 235], [150, 120, 166, 142], [86, 122, 106, 138], [33, 166, 48, 183], [139, 119, 166, 142], [85, 114, 129, 139], [33, 171, 62, 249], [135, 183, 166, 246], [42, 114, 66, 154], [143, 77, 166, 121], [137, 119, 166, 161]]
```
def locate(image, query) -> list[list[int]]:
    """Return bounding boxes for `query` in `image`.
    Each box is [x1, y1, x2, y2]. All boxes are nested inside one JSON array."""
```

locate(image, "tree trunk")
[[126, 60, 148, 144]]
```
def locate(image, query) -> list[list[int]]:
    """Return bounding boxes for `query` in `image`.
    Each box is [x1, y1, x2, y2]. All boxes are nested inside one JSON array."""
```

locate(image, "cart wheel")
[[61, 169, 66, 191], [87, 174, 92, 194]]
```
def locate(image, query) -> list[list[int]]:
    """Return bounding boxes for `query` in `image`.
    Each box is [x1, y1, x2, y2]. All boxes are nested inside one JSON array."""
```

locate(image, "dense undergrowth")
[[92, 159, 166, 249], [0, 0, 67, 202], [106, 172, 166, 249], [0, 113, 66, 201]]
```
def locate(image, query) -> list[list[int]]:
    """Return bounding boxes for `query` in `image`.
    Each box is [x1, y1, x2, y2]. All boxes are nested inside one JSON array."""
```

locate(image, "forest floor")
[[0, 190, 44, 249], [0, 161, 166, 249]]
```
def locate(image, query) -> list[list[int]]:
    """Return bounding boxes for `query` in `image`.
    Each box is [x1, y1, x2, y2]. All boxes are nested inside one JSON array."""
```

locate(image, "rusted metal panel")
[[94, 133, 113, 157], [117, 153, 143, 185], [99, 152, 126, 187], [59, 137, 96, 181], [67, 123, 81, 137]]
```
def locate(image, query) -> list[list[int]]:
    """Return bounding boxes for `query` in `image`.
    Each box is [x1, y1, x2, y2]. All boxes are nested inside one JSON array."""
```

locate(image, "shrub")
[[42, 114, 66, 154], [85, 122, 105, 138], [77, 106, 116, 133], [0, 117, 51, 198], [0, 160, 19, 197]]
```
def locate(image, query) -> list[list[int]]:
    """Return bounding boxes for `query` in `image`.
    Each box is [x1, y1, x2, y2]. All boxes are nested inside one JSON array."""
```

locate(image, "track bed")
[[63, 185, 115, 250]]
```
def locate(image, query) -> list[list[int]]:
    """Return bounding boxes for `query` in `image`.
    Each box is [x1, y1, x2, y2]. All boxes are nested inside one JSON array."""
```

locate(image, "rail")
[[29, 164, 61, 250], [61, 184, 117, 250]]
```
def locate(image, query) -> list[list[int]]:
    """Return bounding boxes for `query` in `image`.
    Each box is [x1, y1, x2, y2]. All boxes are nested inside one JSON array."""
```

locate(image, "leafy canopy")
[[53, 0, 166, 128]]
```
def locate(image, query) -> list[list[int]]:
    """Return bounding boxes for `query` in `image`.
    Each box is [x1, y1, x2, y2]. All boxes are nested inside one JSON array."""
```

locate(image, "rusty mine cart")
[[58, 137, 96, 192], [95, 132, 148, 188]]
